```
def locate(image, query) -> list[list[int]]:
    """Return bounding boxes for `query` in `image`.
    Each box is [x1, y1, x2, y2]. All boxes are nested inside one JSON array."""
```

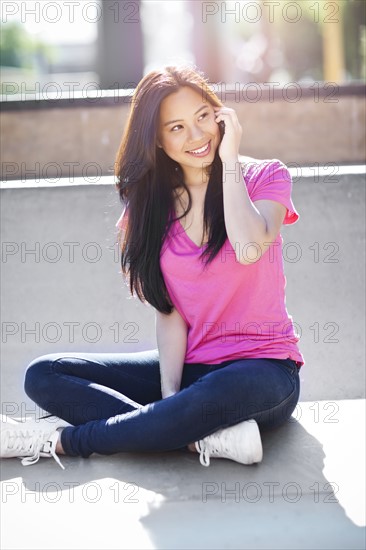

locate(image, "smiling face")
[[157, 86, 221, 184]]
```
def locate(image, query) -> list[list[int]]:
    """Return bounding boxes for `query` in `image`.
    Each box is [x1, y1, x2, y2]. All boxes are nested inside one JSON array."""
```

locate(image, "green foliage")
[[0, 22, 55, 70]]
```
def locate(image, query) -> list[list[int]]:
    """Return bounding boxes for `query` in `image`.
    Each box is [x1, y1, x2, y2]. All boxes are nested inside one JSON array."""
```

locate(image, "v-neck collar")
[[175, 217, 209, 250]]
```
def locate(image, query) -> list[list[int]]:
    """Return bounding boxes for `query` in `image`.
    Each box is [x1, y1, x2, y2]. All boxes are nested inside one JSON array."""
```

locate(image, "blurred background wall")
[[1, 0, 365, 181], [1, 0, 365, 92]]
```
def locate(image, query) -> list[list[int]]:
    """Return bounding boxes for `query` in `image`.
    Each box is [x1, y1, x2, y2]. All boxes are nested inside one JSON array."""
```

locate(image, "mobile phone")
[[218, 120, 225, 138]]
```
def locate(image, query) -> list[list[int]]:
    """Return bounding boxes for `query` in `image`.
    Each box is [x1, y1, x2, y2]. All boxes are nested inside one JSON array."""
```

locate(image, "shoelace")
[[4, 428, 65, 470], [197, 431, 232, 467], [198, 441, 211, 466], [196, 439, 221, 467]]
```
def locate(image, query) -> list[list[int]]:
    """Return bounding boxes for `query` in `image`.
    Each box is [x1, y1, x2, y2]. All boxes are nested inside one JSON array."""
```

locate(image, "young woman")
[[1, 65, 304, 470]]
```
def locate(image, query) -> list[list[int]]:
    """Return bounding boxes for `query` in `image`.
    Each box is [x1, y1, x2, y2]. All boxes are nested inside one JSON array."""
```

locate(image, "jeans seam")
[[251, 379, 299, 420]]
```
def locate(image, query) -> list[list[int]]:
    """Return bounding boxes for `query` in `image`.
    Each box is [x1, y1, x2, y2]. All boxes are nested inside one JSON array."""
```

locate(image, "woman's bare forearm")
[[155, 308, 188, 398]]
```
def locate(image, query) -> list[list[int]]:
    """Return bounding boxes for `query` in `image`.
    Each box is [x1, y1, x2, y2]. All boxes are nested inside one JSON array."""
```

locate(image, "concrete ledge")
[[2, 83, 365, 110], [1, 84, 365, 180], [1, 163, 365, 189], [1, 399, 365, 549]]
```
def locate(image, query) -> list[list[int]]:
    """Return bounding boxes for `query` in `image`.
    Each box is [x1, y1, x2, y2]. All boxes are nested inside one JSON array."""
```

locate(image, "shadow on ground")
[[1, 408, 365, 550]]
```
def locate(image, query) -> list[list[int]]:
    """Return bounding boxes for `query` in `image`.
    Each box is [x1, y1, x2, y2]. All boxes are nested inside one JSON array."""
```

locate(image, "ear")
[[157, 142, 163, 149]]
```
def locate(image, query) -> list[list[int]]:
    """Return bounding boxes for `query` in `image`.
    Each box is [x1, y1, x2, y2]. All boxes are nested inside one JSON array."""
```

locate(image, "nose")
[[187, 123, 204, 143]]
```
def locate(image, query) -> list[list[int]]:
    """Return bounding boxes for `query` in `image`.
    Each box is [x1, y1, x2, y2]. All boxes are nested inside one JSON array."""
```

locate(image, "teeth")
[[189, 142, 209, 154]]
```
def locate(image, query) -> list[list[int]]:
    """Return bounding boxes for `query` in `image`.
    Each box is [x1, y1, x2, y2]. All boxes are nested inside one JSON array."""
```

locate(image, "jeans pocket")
[[285, 358, 300, 372], [271, 358, 298, 380]]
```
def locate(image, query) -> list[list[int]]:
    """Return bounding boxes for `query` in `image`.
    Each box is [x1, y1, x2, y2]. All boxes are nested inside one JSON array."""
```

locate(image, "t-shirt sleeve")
[[243, 159, 299, 225]]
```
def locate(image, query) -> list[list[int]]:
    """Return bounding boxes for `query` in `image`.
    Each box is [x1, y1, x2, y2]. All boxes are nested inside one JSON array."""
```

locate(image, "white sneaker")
[[0, 414, 71, 470], [195, 419, 263, 467]]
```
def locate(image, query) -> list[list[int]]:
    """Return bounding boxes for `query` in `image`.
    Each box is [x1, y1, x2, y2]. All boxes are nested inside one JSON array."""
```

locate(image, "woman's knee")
[[24, 353, 61, 400]]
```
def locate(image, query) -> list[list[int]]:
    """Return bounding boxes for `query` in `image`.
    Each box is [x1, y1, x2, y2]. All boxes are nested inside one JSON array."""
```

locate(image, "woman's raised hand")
[[214, 107, 243, 163]]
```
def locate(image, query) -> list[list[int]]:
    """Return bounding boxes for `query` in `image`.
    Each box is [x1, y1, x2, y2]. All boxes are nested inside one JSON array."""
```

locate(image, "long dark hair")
[[115, 65, 227, 314]]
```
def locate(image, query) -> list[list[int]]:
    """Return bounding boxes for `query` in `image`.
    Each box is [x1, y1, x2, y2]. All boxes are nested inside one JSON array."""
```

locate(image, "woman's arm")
[[221, 160, 287, 264], [155, 307, 188, 399], [117, 215, 187, 397], [214, 107, 287, 265]]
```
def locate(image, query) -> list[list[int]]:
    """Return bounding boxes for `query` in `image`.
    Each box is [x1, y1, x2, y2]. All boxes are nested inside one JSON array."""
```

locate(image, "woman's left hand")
[[214, 107, 243, 162]]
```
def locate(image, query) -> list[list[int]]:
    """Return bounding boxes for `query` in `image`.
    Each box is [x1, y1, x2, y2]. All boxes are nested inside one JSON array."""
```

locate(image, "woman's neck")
[[181, 165, 210, 189], [178, 167, 210, 207]]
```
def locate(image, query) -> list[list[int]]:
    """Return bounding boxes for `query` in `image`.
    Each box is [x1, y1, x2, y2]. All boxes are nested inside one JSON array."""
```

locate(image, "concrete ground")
[[1, 165, 365, 549], [0, 400, 365, 549]]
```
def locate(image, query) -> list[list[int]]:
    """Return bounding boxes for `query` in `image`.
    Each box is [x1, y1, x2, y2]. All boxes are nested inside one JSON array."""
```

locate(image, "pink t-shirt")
[[116, 158, 305, 367]]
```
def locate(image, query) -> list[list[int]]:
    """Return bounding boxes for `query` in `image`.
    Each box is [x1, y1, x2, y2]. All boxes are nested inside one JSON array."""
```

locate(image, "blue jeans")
[[23, 349, 301, 458]]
